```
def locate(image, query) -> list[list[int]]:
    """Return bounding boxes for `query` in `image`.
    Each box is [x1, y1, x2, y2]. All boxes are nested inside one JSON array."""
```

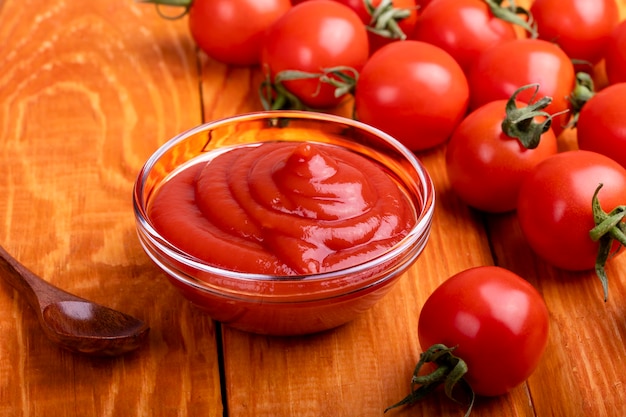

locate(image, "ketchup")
[[148, 142, 416, 275]]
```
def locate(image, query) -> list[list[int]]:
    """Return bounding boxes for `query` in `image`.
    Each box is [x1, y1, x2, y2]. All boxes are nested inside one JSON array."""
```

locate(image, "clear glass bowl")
[[133, 111, 435, 335]]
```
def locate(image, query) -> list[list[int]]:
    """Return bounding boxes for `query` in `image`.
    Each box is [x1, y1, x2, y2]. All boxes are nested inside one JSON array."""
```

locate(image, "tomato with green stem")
[[446, 84, 558, 213], [260, 0, 369, 109], [141, 0, 292, 66], [411, 0, 534, 73], [467, 38, 575, 136], [387, 266, 549, 414], [354, 40, 469, 151], [333, 0, 419, 54], [517, 150, 626, 301]]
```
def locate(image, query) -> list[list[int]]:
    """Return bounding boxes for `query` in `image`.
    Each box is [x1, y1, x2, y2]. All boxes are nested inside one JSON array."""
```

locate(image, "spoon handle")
[[0, 245, 77, 311]]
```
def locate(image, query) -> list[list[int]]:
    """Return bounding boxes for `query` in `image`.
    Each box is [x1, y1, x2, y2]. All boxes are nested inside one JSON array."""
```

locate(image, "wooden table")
[[1, 1, 625, 415]]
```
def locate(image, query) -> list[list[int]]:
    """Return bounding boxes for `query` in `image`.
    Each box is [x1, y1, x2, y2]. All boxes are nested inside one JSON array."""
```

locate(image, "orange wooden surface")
[[1, 0, 626, 416]]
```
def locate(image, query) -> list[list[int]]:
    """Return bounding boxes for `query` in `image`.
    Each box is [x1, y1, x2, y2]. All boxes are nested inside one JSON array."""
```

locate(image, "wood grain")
[[1, 0, 626, 416], [0, 1, 222, 416]]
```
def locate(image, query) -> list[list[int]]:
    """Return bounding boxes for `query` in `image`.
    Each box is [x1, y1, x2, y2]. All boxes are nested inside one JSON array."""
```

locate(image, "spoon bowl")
[[0, 244, 149, 356]]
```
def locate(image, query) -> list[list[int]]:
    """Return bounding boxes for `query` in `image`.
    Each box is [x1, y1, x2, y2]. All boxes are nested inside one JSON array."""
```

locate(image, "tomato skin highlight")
[[577, 83, 626, 170], [411, 0, 518, 74], [445, 99, 558, 213], [605, 20, 626, 85], [467, 39, 575, 136], [517, 150, 626, 272], [418, 266, 550, 397], [188, 0, 292, 66], [530, 0, 619, 65], [354, 40, 469, 151], [261, 0, 370, 109]]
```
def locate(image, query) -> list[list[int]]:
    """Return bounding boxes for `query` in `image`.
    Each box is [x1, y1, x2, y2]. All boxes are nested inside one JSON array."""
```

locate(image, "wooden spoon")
[[0, 244, 149, 356]]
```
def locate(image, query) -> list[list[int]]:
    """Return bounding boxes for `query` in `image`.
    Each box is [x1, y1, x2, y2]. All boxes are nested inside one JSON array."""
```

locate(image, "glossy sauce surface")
[[148, 142, 417, 275]]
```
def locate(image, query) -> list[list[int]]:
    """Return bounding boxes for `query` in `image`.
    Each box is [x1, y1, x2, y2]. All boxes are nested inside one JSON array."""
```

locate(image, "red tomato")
[[605, 20, 626, 85], [467, 38, 575, 136], [188, 0, 291, 66], [577, 83, 626, 170], [354, 40, 469, 151], [411, 0, 518, 73], [530, 0, 619, 65], [417, 266, 549, 397], [446, 95, 558, 213], [333, 0, 419, 54], [517, 150, 626, 275], [294, 0, 419, 54], [261, 0, 369, 109]]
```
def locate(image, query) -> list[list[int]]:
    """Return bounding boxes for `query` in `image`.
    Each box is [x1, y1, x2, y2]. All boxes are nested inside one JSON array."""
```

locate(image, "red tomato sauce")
[[148, 141, 416, 275]]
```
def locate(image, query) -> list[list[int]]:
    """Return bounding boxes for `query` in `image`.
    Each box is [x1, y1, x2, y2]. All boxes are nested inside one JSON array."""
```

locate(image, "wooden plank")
[[1, 0, 625, 415], [0, 0, 223, 415]]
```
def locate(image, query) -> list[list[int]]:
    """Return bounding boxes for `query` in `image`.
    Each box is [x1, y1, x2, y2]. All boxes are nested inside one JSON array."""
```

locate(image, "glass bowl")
[[133, 111, 435, 335]]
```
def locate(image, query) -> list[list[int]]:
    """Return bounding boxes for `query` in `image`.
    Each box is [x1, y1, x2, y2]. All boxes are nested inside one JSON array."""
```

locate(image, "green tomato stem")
[[258, 67, 358, 111], [566, 72, 597, 127], [500, 83, 559, 149], [589, 183, 626, 302], [385, 344, 474, 416], [259, 74, 308, 111], [364, 0, 414, 40], [484, 0, 538, 39]]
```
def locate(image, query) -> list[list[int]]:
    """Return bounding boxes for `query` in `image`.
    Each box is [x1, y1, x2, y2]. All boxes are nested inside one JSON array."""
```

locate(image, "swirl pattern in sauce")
[[149, 142, 416, 275]]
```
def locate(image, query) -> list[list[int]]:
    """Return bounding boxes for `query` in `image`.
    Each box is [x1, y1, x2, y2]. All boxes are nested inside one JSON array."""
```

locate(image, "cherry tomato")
[[261, 0, 369, 109], [577, 83, 626, 170], [467, 39, 575, 137], [517, 151, 626, 273], [605, 20, 626, 85], [530, 0, 619, 65], [333, 0, 419, 54], [446, 96, 558, 213], [354, 40, 469, 151], [411, 0, 518, 73], [187, 0, 292, 66], [417, 266, 550, 397]]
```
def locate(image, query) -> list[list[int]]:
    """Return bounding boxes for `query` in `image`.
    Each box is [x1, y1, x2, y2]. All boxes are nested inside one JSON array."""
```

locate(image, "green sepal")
[[500, 83, 556, 150], [484, 0, 538, 38], [566, 72, 596, 128], [385, 344, 474, 417], [258, 67, 358, 111], [588, 183, 626, 302], [365, 0, 414, 40]]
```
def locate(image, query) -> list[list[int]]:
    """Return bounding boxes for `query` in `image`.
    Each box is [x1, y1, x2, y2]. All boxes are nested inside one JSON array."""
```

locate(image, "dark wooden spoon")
[[0, 244, 149, 356]]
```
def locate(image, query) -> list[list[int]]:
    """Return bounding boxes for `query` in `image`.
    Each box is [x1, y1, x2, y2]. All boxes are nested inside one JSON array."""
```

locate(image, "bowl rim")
[[133, 110, 435, 283]]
